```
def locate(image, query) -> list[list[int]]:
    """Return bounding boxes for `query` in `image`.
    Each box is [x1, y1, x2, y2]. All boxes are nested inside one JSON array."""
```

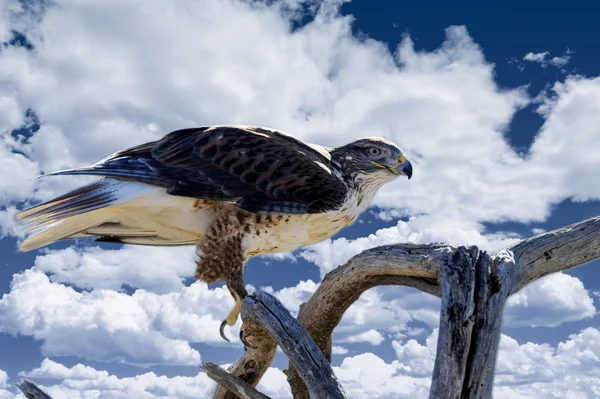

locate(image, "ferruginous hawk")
[[17, 125, 413, 342]]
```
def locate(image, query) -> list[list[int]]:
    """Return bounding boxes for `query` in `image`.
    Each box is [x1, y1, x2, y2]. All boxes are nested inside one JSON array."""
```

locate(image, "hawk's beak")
[[371, 155, 413, 179], [396, 154, 413, 179]]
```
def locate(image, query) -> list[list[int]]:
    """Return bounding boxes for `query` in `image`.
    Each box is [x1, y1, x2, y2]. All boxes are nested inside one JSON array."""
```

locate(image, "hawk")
[[17, 125, 412, 342]]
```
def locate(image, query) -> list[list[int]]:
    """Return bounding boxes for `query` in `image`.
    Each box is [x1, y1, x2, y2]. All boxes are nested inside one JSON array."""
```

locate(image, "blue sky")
[[1, 0, 600, 397]]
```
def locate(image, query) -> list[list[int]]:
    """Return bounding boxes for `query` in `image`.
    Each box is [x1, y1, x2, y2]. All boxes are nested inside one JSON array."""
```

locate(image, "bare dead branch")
[[213, 215, 600, 398], [202, 362, 271, 399], [212, 319, 277, 399], [461, 252, 515, 398], [16, 380, 53, 399], [430, 246, 478, 398], [241, 291, 346, 399], [509, 215, 600, 291]]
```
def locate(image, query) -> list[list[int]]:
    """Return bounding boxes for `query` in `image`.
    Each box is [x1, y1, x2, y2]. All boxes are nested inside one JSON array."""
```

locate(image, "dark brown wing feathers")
[[45, 126, 348, 214]]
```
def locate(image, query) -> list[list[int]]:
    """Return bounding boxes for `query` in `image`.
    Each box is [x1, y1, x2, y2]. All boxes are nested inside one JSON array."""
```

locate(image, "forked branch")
[[207, 216, 600, 398]]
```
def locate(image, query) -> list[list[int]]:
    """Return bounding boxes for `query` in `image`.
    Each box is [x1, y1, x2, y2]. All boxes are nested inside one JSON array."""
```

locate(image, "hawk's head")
[[331, 137, 413, 188]]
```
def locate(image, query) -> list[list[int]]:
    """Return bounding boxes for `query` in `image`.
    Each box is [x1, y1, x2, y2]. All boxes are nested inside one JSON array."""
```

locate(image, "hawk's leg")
[[219, 278, 248, 342], [195, 207, 254, 345]]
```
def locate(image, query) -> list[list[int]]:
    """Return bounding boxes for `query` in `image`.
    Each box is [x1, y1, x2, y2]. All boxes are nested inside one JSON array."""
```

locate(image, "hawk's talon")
[[219, 320, 231, 342], [239, 328, 257, 349]]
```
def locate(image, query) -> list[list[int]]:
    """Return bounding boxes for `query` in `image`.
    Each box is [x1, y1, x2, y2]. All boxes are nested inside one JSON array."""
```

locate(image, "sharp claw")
[[239, 328, 257, 349], [220, 320, 231, 342]]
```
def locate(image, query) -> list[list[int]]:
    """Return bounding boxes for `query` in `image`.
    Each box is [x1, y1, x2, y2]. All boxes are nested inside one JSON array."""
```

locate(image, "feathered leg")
[[195, 209, 249, 343]]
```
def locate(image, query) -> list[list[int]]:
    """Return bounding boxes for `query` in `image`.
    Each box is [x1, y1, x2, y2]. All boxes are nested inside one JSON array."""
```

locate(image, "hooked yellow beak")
[[371, 154, 413, 179]]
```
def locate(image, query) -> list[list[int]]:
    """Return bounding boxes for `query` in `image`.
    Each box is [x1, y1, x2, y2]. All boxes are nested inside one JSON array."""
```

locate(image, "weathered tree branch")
[[430, 246, 478, 398], [211, 215, 600, 399], [213, 319, 277, 399], [202, 362, 271, 399], [16, 380, 53, 399], [242, 292, 346, 399], [509, 216, 600, 292]]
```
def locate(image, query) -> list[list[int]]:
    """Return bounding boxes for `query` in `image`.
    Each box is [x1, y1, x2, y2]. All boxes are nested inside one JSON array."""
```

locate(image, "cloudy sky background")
[[1, 0, 600, 397]]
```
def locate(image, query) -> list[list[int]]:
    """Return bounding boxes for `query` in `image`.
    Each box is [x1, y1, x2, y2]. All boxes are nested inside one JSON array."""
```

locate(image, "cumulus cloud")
[[268, 273, 594, 349], [338, 329, 385, 346], [523, 49, 572, 69], [0, 0, 597, 236], [15, 358, 291, 399], [332, 345, 349, 355], [21, 358, 103, 381], [0, 269, 244, 366], [0, 369, 11, 399], [333, 353, 431, 398], [265, 279, 319, 315], [32, 245, 197, 293], [0, 370, 7, 388], [0, 138, 38, 204], [390, 327, 600, 398], [302, 215, 521, 276], [505, 273, 595, 328]]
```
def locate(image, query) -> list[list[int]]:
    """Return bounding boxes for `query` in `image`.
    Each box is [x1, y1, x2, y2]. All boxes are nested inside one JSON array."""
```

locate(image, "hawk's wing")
[[44, 126, 349, 214]]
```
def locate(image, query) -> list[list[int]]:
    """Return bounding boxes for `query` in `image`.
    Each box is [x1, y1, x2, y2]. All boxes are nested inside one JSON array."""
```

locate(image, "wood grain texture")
[[202, 362, 271, 399], [16, 380, 53, 399], [242, 292, 346, 399], [213, 319, 277, 399], [211, 216, 600, 398], [430, 246, 478, 398]]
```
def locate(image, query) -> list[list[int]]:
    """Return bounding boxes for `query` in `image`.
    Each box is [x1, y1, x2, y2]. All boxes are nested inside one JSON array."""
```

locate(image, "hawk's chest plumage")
[[241, 184, 369, 258]]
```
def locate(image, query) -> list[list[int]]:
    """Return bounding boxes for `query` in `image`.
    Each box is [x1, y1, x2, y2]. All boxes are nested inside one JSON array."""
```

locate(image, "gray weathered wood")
[[16, 380, 53, 399], [430, 247, 478, 398], [209, 215, 600, 399], [509, 216, 600, 292], [212, 319, 277, 399], [242, 291, 346, 399], [202, 362, 271, 399], [461, 251, 515, 398], [287, 244, 448, 398]]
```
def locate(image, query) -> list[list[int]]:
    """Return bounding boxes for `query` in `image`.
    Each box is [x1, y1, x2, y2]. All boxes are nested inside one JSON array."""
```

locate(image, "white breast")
[[242, 188, 370, 258]]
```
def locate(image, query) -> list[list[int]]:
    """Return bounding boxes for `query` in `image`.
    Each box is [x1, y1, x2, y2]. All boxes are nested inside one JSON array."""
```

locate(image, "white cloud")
[[0, 0, 595, 238], [0, 369, 12, 399], [16, 359, 291, 399], [302, 215, 521, 276], [524, 51, 550, 63], [332, 345, 349, 355], [495, 329, 600, 398], [0, 139, 38, 204], [390, 327, 600, 398], [0, 370, 7, 388], [0, 269, 246, 366], [523, 50, 571, 69], [338, 329, 385, 346], [32, 245, 197, 293], [266, 279, 319, 316], [333, 353, 431, 398], [0, 206, 21, 240], [257, 367, 292, 399], [21, 358, 104, 381], [505, 273, 595, 328], [531, 76, 600, 202]]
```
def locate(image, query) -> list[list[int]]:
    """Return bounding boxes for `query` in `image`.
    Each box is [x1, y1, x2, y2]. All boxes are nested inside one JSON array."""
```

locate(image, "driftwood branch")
[[242, 292, 346, 399], [210, 215, 600, 398], [430, 246, 478, 398], [202, 362, 271, 399], [16, 380, 53, 399], [212, 319, 277, 399]]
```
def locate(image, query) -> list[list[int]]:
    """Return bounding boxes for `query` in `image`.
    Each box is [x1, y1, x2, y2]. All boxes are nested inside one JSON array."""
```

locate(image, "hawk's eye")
[[368, 147, 381, 157]]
